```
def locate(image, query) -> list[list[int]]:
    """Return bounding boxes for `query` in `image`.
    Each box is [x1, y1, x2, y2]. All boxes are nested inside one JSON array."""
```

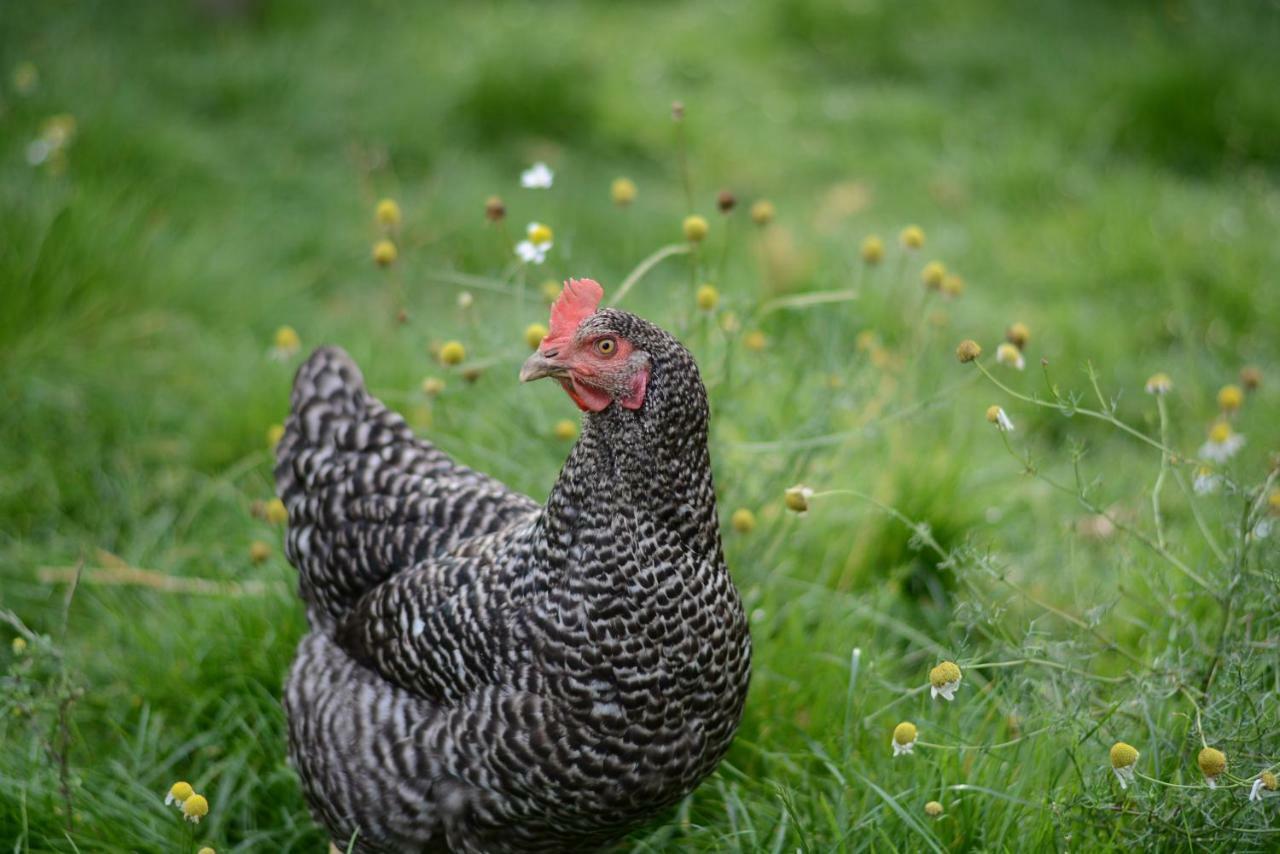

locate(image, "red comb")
[[543, 278, 604, 348]]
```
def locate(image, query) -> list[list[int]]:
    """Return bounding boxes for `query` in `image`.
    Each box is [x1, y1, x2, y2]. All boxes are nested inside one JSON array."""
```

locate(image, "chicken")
[[275, 278, 752, 852]]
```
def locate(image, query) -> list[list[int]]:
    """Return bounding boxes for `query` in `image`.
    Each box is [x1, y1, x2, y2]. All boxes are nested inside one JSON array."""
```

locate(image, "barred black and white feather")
[[276, 312, 751, 853]]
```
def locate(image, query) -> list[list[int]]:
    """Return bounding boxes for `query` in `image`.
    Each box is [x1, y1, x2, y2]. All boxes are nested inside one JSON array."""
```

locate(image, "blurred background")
[[2, 0, 1279, 850]]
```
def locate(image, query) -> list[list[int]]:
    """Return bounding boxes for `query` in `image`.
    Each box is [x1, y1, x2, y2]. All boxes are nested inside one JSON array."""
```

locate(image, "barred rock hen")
[[275, 278, 752, 852]]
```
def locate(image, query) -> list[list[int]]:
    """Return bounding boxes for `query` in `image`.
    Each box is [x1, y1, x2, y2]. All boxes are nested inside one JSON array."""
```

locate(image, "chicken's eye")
[[595, 337, 617, 356]]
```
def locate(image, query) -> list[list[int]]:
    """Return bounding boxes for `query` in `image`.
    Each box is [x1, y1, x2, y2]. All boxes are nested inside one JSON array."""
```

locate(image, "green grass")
[[3, 0, 1279, 850]]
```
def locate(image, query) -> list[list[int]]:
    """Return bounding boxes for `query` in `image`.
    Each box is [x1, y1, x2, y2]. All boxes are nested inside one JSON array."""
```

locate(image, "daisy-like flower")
[[520, 162, 553, 189], [1144, 373, 1172, 395], [892, 721, 918, 757], [731, 508, 756, 534], [1198, 747, 1227, 788], [270, 325, 301, 361], [182, 793, 209, 823], [1199, 421, 1245, 463], [996, 343, 1025, 370], [1193, 467, 1221, 496], [1250, 771, 1278, 803], [516, 223, 554, 265], [1110, 742, 1139, 789], [929, 661, 962, 701], [165, 781, 194, 808], [784, 485, 813, 514], [986, 405, 1014, 432]]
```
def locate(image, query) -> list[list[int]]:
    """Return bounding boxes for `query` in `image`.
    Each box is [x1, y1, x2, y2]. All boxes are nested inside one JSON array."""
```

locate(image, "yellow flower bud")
[[524, 323, 549, 350], [266, 423, 285, 448], [1198, 747, 1227, 779], [696, 284, 720, 312], [249, 540, 271, 564], [750, 200, 775, 226], [1208, 420, 1232, 444], [273, 325, 300, 353], [860, 235, 884, 265], [439, 341, 466, 366], [956, 339, 982, 363], [682, 215, 709, 242], [1217, 384, 1243, 412], [372, 239, 397, 267], [553, 419, 578, 441], [900, 225, 925, 249], [744, 330, 767, 352], [265, 498, 288, 525], [166, 781, 194, 806], [941, 274, 965, 297], [1144, 373, 1172, 395], [610, 177, 637, 206], [784, 486, 812, 514], [528, 223, 553, 245], [375, 198, 401, 228], [929, 661, 961, 688], [1005, 322, 1030, 349], [421, 376, 445, 396], [182, 793, 209, 823], [921, 261, 946, 290], [1110, 742, 1139, 769], [731, 508, 756, 533], [924, 801, 942, 818], [1240, 365, 1261, 391], [893, 721, 917, 745]]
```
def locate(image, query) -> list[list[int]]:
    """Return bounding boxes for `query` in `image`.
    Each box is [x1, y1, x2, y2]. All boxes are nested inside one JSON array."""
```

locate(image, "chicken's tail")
[[274, 346, 537, 626]]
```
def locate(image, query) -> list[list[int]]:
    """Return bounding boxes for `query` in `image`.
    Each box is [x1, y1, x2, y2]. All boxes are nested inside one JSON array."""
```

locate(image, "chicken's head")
[[518, 278, 650, 412]]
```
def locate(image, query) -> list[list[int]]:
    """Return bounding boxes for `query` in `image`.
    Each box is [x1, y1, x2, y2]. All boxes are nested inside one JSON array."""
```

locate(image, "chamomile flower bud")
[[524, 323, 549, 350], [996, 343, 1025, 370], [892, 721, 918, 756], [696, 284, 720, 312], [611, 177, 637, 207], [271, 326, 301, 360], [1005, 322, 1030, 349], [1200, 421, 1244, 463], [1198, 747, 1227, 787], [956, 339, 982, 363], [266, 423, 285, 448], [784, 486, 813, 514], [1250, 771, 1278, 802], [924, 800, 943, 818], [986, 405, 1014, 432], [731, 508, 756, 534], [265, 498, 288, 525], [249, 540, 271, 564], [1240, 365, 1262, 391], [439, 341, 466, 366], [929, 661, 962, 701], [921, 261, 946, 290], [744, 330, 767, 352], [860, 235, 884, 265], [750, 200, 775, 226], [182, 793, 209, 823], [11, 637, 26, 655], [553, 419, 578, 441], [899, 225, 925, 250], [421, 376, 445, 396], [717, 189, 737, 213], [683, 215, 709, 243], [1217, 384, 1243, 413], [457, 291, 474, 311], [941, 274, 965, 298], [1193, 467, 1220, 495], [1110, 742, 1139, 789], [375, 198, 401, 228], [485, 195, 506, 222], [1144, 373, 1172, 395], [372, 239, 397, 267], [165, 781, 194, 807]]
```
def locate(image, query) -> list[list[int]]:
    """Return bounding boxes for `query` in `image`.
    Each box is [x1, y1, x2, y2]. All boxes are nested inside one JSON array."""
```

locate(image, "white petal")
[[1250, 779, 1264, 802], [520, 162, 553, 188]]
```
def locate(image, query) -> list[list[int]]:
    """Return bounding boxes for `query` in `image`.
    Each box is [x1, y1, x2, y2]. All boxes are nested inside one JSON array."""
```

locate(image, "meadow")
[[2, 0, 1279, 850]]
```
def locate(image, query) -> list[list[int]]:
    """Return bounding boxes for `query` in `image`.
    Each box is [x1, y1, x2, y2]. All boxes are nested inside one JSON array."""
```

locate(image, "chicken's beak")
[[519, 351, 566, 383]]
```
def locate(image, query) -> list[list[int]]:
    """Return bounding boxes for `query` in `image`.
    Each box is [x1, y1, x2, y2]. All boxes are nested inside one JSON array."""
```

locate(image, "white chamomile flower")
[[1250, 772, 1277, 803], [929, 661, 962, 702], [1199, 421, 1244, 463], [515, 222, 554, 265], [520, 162, 554, 189], [1110, 742, 1139, 790], [985, 405, 1014, 432], [995, 343, 1025, 370], [892, 722, 918, 757], [1193, 467, 1220, 496]]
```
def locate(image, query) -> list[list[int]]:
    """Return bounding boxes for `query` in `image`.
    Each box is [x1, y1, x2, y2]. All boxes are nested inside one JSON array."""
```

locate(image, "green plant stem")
[[609, 243, 692, 306]]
